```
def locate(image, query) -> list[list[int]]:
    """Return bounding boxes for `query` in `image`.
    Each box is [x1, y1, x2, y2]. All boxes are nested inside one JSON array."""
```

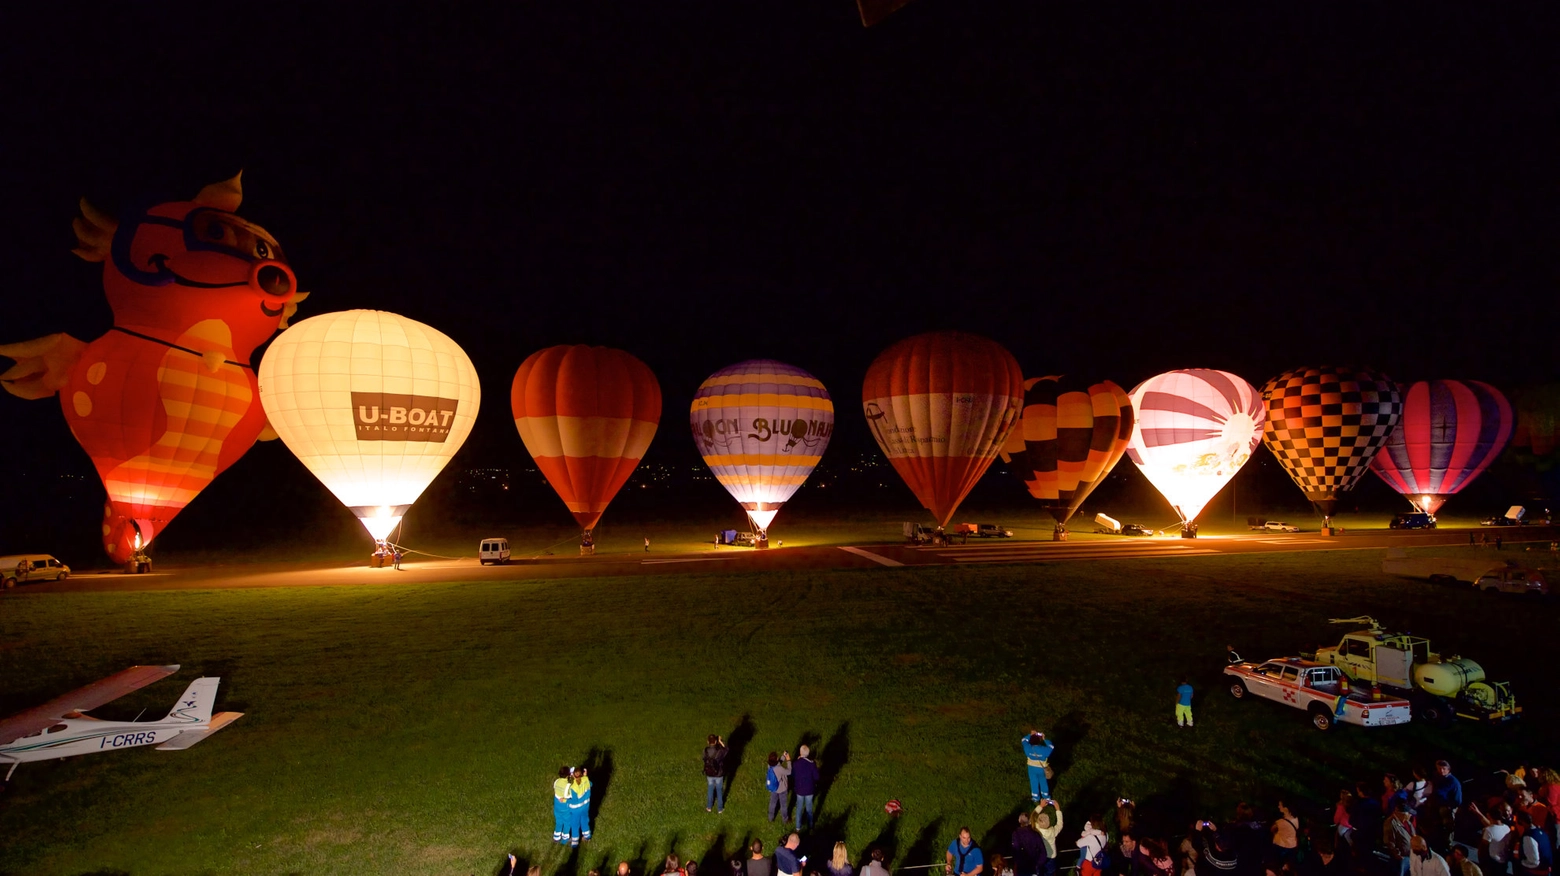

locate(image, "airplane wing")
[[0, 665, 179, 746]]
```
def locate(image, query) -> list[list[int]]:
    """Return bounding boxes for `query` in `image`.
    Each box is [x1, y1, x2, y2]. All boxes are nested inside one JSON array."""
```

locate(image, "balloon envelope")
[[1260, 365, 1401, 520], [1000, 375, 1134, 526], [258, 310, 480, 541], [1127, 369, 1265, 525], [511, 345, 661, 533], [1368, 379, 1513, 515], [690, 359, 833, 534], [862, 331, 1024, 528]]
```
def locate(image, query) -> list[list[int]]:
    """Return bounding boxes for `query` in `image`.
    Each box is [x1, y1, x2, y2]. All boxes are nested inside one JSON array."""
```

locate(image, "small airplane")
[[0, 664, 242, 783]]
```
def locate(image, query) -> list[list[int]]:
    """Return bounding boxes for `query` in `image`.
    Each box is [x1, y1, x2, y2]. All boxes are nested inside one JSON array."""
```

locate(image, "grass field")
[[1, 546, 1556, 876]]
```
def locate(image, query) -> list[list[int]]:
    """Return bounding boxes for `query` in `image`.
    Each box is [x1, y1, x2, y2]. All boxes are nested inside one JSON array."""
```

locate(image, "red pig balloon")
[[0, 173, 308, 564]]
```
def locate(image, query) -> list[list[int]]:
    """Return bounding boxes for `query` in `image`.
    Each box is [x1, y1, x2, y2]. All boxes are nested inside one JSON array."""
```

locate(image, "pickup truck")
[[1225, 657, 1413, 730]]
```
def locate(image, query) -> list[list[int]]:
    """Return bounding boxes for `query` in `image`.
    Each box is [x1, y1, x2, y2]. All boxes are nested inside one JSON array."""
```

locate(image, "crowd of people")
[[509, 732, 1556, 876]]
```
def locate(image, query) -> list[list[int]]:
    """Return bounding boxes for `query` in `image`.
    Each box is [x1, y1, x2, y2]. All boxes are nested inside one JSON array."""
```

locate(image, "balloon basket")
[[1181, 527, 1197, 539], [1052, 527, 1068, 542], [579, 544, 596, 556], [754, 537, 769, 549], [1321, 526, 1335, 537], [369, 553, 386, 568]]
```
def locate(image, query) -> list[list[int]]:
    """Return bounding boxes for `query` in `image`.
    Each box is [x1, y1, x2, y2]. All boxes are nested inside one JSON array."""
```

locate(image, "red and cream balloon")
[[511, 345, 661, 541], [862, 331, 1024, 528]]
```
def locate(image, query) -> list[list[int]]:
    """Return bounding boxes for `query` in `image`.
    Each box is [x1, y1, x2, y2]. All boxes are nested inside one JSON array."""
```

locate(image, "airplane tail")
[[164, 677, 220, 725]]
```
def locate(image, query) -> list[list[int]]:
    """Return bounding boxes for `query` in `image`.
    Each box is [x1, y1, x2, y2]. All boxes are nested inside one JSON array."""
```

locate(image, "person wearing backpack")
[[766, 751, 792, 823], [947, 828, 986, 876], [704, 734, 729, 814], [1079, 818, 1111, 876]]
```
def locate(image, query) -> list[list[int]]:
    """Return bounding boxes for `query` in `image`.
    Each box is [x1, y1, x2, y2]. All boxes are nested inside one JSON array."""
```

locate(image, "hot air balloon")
[[511, 345, 661, 552], [1260, 365, 1401, 527], [999, 375, 1134, 537], [258, 310, 479, 556], [0, 172, 307, 566], [1126, 369, 1266, 536], [691, 359, 833, 546], [1368, 380, 1513, 516], [862, 331, 1024, 530]]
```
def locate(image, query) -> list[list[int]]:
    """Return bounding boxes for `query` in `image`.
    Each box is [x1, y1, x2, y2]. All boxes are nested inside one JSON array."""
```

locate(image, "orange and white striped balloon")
[[511, 345, 661, 534], [862, 331, 1025, 527]]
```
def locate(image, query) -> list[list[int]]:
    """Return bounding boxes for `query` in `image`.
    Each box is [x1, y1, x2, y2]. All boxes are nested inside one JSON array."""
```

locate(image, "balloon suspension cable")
[[526, 532, 591, 560], [379, 518, 477, 562]]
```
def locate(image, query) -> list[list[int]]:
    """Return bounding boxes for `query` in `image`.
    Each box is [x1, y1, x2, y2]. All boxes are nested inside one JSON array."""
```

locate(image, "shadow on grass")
[[978, 798, 1038, 861], [816, 721, 851, 812], [903, 816, 946, 869], [866, 811, 902, 864], [696, 828, 732, 876], [1135, 771, 1201, 840], [727, 714, 757, 790], [806, 802, 857, 860], [495, 850, 532, 876], [1048, 711, 1090, 786], [584, 746, 615, 825]]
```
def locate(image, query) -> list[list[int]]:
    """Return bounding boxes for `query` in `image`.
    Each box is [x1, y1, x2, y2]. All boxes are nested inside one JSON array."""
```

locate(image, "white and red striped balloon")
[[1127, 369, 1266, 525]]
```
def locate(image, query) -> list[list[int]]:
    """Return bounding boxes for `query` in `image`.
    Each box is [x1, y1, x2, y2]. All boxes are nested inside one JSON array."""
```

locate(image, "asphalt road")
[[15, 526, 1558, 594]]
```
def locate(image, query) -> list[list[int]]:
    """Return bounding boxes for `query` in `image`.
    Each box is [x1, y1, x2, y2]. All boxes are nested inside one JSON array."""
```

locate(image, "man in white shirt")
[[1409, 837, 1451, 876]]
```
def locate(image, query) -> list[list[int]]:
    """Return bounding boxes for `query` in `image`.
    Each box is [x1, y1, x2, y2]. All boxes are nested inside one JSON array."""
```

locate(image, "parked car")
[[478, 538, 511, 565], [1389, 512, 1436, 530], [1120, 523, 1153, 536], [0, 554, 71, 588], [976, 524, 1013, 538], [1473, 566, 1549, 597], [1262, 521, 1300, 533], [1481, 515, 1521, 527]]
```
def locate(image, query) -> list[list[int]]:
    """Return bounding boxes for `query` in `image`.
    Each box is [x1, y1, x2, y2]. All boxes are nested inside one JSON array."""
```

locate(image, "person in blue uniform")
[[553, 766, 572, 844], [1022, 731, 1055, 802], [568, 766, 593, 846]]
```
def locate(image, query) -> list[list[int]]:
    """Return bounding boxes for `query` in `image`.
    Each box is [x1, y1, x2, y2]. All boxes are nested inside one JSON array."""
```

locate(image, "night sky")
[[4, 4, 1557, 555]]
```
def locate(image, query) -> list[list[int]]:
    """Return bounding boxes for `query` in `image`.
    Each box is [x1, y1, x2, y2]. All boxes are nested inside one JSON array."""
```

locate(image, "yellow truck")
[[1306, 616, 1520, 725]]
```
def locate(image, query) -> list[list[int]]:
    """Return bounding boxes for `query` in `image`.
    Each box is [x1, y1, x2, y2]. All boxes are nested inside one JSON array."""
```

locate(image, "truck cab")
[[1313, 618, 1520, 724]]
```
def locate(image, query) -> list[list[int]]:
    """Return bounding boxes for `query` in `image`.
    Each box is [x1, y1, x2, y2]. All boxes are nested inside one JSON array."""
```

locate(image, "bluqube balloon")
[[258, 310, 480, 543]]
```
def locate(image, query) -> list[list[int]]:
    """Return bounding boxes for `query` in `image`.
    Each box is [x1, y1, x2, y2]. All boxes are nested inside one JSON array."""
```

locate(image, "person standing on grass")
[[828, 842, 854, 876], [553, 765, 572, 844], [704, 734, 729, 813], [645, 536, 651, 552], [1022, 731, 1055, 802], [767, 751, 793, 822], [1035, 803, 1064, 876], [568, 766, 592, 846], [1012, 812, 1048, 876], [1227, 646, 1243, 665], [793, 745, 820, 830], [749, 840, 774, 876], [1176, 681, 1195, 728], [861, 849, 890, 876], [947, 828, 985, 876], [777, 833, 803, 876]]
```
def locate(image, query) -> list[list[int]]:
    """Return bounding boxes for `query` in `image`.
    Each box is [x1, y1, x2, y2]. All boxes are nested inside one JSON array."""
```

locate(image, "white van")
[[478, 538, 511, 565], [0, 554, 71, 588]]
